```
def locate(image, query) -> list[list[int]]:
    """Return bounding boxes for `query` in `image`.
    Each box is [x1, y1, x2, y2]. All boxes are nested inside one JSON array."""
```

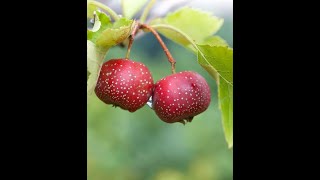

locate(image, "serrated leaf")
[[150, 7, 223, 46], [87, 41, 109, 96], [196, 44, 233, 148], [197, 45, 233, 85], [219, 77, 233, 148], [121, 0, 148, 19], [95, 18, 133, 48]]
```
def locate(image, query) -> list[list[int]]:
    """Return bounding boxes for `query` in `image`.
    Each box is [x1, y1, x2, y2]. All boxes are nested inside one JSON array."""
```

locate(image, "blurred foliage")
[[88, 17, 233, 180]]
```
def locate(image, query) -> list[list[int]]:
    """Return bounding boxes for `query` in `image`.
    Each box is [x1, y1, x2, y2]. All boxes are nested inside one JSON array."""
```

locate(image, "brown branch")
[[125, 21, 140, 59], [139, 23, 176, 74]]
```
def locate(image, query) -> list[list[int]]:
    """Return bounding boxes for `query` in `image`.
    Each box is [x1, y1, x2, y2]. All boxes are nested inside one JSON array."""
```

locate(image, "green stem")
[[88, 1, 120, 21], [139, 0, 157, 24]]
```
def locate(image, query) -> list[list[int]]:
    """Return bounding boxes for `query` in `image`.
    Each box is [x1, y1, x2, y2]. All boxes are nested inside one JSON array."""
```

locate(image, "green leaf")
[[150, 7, 224, 46], [200, 36, 229, 46], [87, 41, 109, 96], [95, 18, 134, 48], [87, 10, 113, 43], [197, 45, 233, 85], [121, 0, 148, 19], [87, 11, 133, 48], [219, 77, 233, 148], [196, 44, 233, 148]]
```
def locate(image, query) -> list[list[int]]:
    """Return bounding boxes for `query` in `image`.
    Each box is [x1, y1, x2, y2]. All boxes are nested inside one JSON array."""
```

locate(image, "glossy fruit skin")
[[95, 59, 154, 112], [152, 71, 211, 123]]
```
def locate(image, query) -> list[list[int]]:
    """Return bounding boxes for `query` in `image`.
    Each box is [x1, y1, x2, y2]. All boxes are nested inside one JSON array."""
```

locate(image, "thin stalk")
[[140, 23, 176, 74]]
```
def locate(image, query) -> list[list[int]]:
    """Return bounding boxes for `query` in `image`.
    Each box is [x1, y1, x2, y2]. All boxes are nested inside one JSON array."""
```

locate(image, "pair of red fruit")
[[95, 58, 211, 124]]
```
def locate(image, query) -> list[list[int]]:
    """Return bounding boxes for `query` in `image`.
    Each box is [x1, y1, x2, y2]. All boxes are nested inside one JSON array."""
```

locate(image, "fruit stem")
[[126, 21, 140, 59], [139, 23, 176, 74]]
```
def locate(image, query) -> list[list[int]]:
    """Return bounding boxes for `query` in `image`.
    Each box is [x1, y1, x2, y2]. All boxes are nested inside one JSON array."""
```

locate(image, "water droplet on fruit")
[[146, 96, 153, 109]]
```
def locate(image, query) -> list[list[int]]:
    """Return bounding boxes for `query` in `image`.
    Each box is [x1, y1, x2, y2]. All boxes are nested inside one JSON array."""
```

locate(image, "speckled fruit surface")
[[152, 71, 211, 123], [95, 59, 154, 112]]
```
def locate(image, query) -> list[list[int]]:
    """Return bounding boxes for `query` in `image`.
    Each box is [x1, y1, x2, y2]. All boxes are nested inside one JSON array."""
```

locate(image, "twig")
[[139, 23, 176, 74]]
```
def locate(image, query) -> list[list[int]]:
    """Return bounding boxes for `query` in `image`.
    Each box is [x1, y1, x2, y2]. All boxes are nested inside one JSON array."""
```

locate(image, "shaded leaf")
[[87, 41, 108, 96], [95, 18, 134, 48]]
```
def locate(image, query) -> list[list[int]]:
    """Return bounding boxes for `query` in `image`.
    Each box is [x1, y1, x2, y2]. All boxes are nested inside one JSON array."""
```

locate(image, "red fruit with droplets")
[[95, 59, 154, 112], [152, 71, 211, 124]]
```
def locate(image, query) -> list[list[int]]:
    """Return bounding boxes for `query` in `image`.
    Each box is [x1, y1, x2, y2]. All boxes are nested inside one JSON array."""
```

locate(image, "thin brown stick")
[[139, 23, 176, 74], [125, 22, 140, 59]]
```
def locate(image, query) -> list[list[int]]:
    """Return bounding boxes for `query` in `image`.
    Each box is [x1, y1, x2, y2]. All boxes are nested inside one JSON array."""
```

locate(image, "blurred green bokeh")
[[88, 17, 233, 180]]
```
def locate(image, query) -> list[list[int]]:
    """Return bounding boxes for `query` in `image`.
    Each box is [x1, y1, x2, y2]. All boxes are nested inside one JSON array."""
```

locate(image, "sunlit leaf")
[[150, 7, 224, 46], [121, 0, 148, 19], [197, 45, 233, 85], [196, 44, 233, 148]]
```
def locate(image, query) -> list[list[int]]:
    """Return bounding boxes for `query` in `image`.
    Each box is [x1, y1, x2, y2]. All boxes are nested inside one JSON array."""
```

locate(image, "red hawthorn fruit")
[[152, 71, 211, 124], [95, 58, 154, 112]]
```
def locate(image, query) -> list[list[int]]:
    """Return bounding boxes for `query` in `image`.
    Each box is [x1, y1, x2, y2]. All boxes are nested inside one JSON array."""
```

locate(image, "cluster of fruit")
[[95, 58, 211, 124]]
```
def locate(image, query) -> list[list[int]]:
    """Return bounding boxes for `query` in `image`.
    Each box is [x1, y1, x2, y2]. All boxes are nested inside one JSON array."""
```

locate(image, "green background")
[[88, 16, 233, 180]]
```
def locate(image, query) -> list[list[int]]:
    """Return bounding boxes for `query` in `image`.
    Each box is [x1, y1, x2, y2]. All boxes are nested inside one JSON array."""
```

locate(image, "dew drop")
[[146, 96, 153, 109]]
